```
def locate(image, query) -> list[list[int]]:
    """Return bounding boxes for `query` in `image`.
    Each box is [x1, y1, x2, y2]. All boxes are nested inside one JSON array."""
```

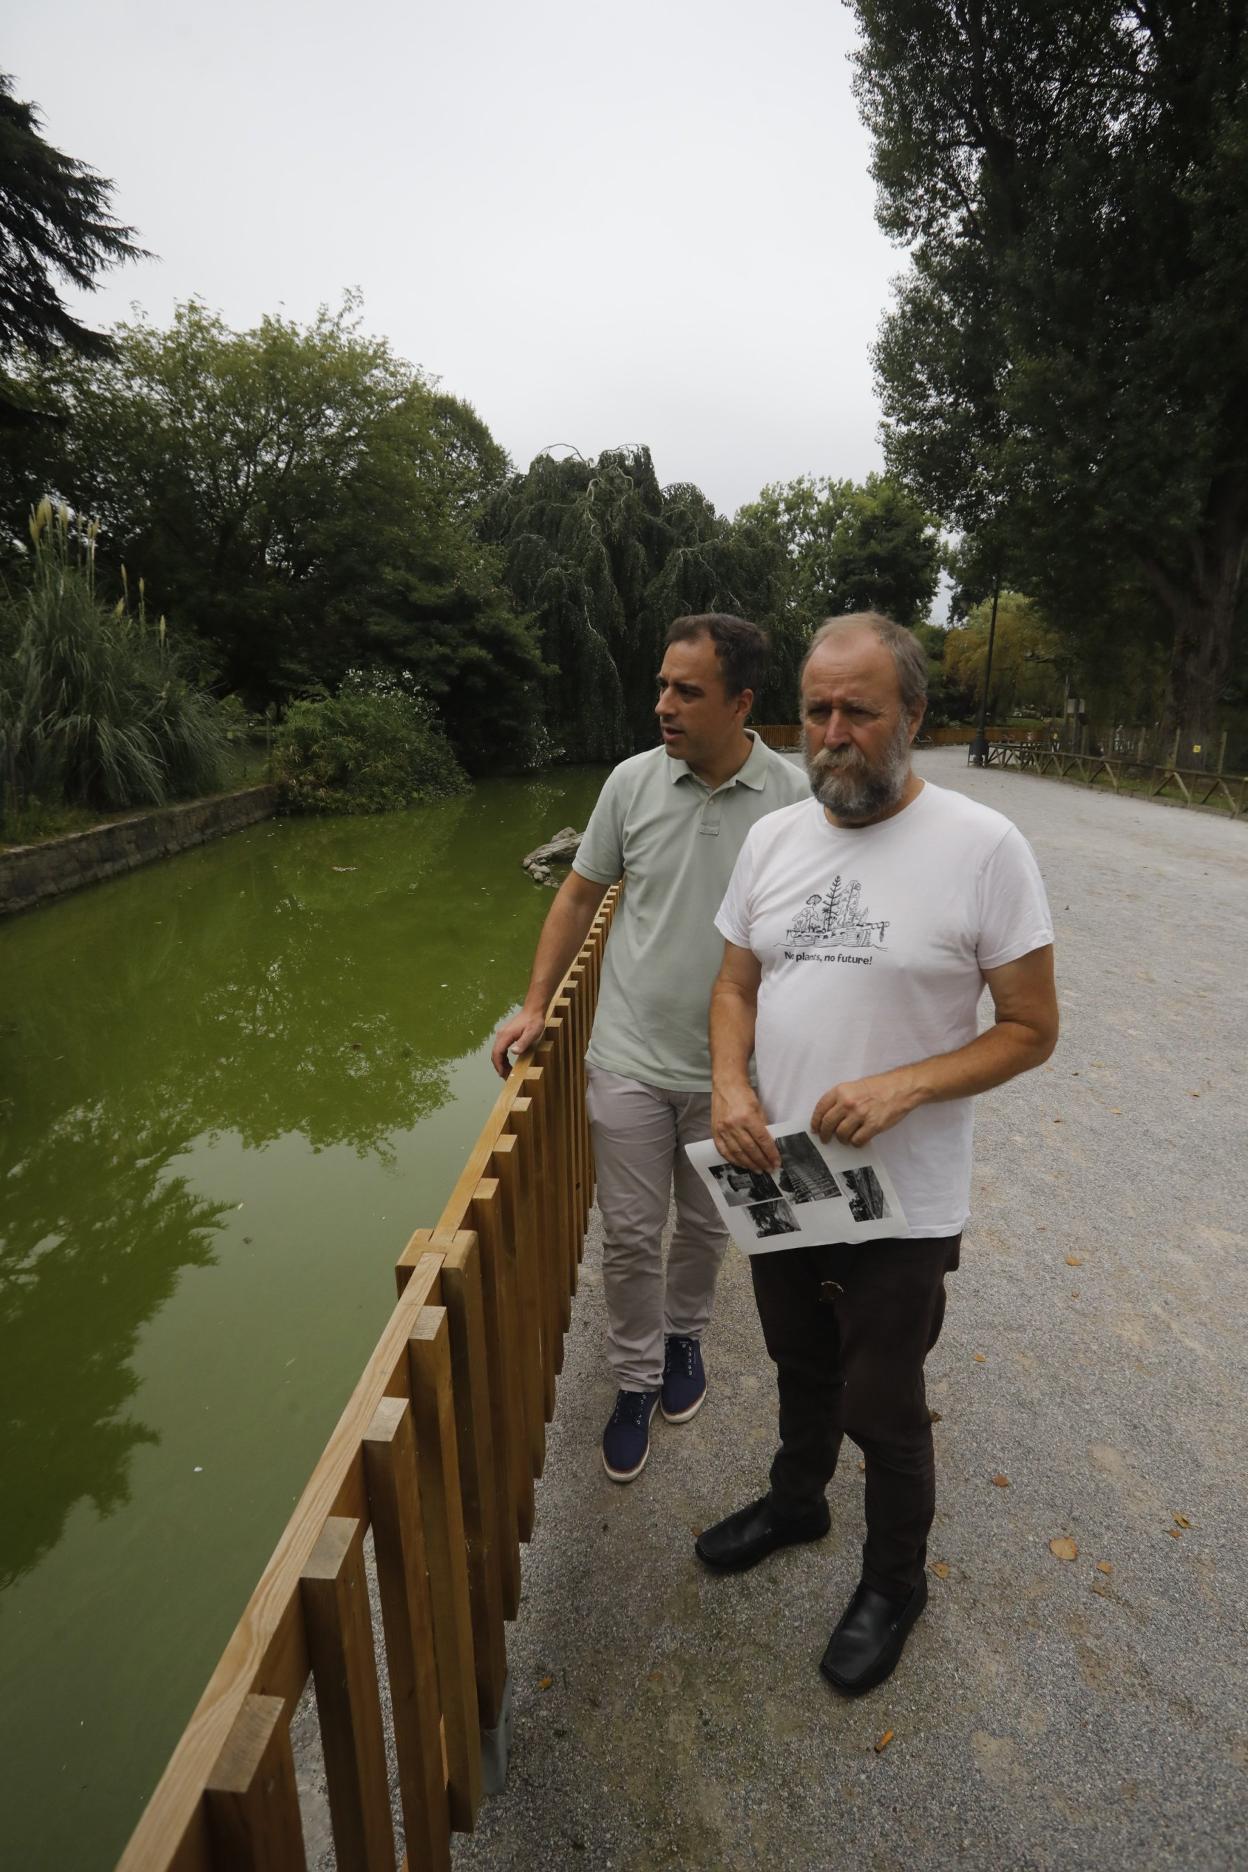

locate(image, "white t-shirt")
[[714, 782, 1054, 1238]]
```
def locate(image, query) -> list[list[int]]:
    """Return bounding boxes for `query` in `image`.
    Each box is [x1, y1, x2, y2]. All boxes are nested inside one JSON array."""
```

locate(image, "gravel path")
[[448, 751, 1247, 1872]]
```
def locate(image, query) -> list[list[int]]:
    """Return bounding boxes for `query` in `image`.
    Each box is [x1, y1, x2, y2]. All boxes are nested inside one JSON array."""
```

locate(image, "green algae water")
[[0, 769, 607, 1870]]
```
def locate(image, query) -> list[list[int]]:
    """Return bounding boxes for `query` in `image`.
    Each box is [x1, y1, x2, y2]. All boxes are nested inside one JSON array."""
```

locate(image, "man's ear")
[[737, 686, 755, 723], [907, 699, 927, 741]]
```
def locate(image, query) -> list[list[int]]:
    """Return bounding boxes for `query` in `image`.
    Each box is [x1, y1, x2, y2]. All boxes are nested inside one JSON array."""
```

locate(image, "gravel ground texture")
[[445, 750, 1248, 1872]]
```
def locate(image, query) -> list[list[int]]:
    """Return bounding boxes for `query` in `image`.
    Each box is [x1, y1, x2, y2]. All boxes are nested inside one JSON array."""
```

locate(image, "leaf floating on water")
[[874, 1729, 895, 1754], [1173, 1513, 1191, 1528], [930, 1562, 950, 1580], [1049, 1536, 1078, 1561], [1065, 1255, 1083, 1267], [1096, 1561, 1113, 1575], [992, 1473, 1010, 1488]]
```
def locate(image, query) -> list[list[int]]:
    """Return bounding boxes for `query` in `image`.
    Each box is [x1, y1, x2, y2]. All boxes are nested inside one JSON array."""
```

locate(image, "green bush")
[[271, 670, 469, 814], [0, 505, 228, 827]]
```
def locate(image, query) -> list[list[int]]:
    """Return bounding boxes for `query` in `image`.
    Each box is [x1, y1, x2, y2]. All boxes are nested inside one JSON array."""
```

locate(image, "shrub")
[[271, 669, 469, 814], [0, 505, 228, 827]]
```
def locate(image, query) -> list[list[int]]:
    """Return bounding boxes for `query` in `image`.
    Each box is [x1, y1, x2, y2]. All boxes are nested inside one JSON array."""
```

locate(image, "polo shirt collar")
[[667, 729, 772, 791]]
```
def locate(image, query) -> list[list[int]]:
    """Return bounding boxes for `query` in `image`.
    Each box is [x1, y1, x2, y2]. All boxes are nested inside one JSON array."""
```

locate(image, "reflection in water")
[[0, 1104, 229, 1589], [0, 768, 607, 1870]]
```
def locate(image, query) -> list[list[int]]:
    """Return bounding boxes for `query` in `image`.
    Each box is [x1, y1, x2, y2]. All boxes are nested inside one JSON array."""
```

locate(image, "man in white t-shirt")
[[695, 613, 1058, 1697]]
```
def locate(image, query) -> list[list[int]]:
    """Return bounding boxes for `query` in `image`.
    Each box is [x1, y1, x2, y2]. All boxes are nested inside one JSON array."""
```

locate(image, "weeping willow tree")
[[485, 446, 792, 761]]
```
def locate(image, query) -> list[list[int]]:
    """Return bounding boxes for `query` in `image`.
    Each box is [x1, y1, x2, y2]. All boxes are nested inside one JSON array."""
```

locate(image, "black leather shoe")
[[695, 1494, 831, 1572], [819, 1575, 928, 1695]]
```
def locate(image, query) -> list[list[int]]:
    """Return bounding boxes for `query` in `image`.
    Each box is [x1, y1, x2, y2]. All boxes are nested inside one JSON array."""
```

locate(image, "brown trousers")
[[749, 1233, 961, 1599]]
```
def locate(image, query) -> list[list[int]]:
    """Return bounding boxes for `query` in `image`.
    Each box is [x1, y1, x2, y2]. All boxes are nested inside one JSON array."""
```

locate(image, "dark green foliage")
[[0, 70, 147, 435], [11, 298, 547, 769], [852, 0, 1248, 734], [271, 669, 470, 815], [0, 505, 227, 827], [484, 446, 785, 759], [736, 473, 941, 631]]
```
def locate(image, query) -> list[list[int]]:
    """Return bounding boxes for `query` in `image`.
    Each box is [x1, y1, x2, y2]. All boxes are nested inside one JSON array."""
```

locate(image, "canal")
[[0, 767, 607, 1870]]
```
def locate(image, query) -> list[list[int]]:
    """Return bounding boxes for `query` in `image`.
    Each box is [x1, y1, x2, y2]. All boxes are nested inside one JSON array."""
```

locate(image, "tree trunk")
[[1142, 474, 1247, 745]]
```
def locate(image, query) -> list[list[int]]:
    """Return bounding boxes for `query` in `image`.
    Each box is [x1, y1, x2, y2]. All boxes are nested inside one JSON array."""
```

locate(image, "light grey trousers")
[[585, 1064, 730, 1391]]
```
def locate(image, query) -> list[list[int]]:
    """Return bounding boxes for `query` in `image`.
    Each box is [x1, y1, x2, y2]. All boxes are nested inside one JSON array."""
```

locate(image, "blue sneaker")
[[602, 1388, 660, 1482], [661, 1335, 707, 1423]]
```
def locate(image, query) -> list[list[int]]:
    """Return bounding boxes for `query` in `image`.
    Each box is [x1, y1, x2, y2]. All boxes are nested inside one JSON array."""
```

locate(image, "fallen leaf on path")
[[874, 1729, 895, 1754], [538, 1676, 553, 1690], [930, 1562, 950, 1579], [1110, 1108, 1122, 1115], [1053, 1116, 1063, 1124], [1065, 1255, 1083, 1267], [1049, 1536, 1078, 1561], [1173, 1513, 1191, 1528], [1096, 1560, 1114, 1575], [1189, 1091, 1200, 1098], [647, 1670, 663, 1683], [973, 1353, 987, 1363], [857, 1459, 866, 1473], [992, 1473, 1010, 1488], [1167, 1528, 1183, 1540], [1091, 1581, 1112, 1599], [928, 1408, 943, 1422]]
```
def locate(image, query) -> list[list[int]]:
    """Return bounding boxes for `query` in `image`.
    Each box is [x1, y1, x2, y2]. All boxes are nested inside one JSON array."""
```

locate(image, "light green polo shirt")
[[573, 732, 810, 1090]]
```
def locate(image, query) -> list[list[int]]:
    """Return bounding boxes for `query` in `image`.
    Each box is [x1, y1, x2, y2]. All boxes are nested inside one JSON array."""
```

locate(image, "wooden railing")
[[117, 888, 619, 1871], [981, 742, 1247, 817], [752, 722, 801, 750]]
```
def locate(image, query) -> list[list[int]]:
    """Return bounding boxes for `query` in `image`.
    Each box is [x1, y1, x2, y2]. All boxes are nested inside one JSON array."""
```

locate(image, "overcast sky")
[[8, 0, 904, 519]]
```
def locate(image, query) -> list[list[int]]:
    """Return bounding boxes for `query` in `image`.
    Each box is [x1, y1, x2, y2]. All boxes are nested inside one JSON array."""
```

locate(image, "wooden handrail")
[[117, 887, 619, 1871]]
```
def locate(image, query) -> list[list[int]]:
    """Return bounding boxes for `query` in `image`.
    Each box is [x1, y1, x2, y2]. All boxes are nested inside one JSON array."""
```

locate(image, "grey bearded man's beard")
[[805, 713, 914, 823]]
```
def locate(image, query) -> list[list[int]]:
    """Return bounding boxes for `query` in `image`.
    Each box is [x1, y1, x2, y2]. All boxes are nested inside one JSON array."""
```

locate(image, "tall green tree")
[[736, 471, 940, 631], [15, 298, 545, 770], [0, 70, 146, 438], [852, 0, 1248, 736], [485, 446, 788, 759]]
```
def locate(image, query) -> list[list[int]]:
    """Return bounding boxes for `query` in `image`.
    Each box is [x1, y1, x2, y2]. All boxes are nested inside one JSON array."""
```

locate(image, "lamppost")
[[969, 578, 1001, 767]]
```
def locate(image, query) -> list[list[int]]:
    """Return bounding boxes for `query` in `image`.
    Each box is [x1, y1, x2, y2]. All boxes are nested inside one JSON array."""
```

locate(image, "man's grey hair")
[[800, 613, 928, 716]]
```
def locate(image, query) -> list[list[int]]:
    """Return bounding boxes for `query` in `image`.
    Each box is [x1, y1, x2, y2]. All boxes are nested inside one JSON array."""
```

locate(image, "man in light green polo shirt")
[[491, 614, 807, 1481]]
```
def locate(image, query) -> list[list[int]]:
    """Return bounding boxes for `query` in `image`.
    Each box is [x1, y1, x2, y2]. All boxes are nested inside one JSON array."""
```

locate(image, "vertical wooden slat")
[[300, 1517, 394, 1872], [509, 1088, 556, 1433], [205, 1694, 306, 1872], [467, 1177, 525, 1611], [408, 1307, 482, 1831], [435, 1229, 508, 1729], [362, 1397, 452, 1872], [535, 1029, 574, 1324], [490, 1131, 543, 1511], [549, 1004, 579, 1292], [523, 1065, 561, 1414]]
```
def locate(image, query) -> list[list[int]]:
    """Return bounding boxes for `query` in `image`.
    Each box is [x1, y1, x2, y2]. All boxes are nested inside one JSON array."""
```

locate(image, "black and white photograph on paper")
[[774, 1130, 843, 1205], [685, 1119, 906, 1255], [747, 1198, 801, 1239], [838, 1165, 890, 1222], [708, 1163, 783, 1207]]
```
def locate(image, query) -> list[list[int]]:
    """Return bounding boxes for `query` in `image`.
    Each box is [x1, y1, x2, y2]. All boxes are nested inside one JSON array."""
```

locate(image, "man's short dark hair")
[[664, 613, 769, 699]]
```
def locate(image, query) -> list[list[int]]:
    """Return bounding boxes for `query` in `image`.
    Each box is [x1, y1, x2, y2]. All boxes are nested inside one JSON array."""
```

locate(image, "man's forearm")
[[709, 978, 758, 1089], [521, 875, 609, 1014], [901, 1016, 1055, 1108]]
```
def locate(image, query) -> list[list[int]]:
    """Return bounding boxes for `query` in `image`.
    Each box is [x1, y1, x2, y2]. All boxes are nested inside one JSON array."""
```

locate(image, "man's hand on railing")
[[490, 1005, 547, 1079]]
